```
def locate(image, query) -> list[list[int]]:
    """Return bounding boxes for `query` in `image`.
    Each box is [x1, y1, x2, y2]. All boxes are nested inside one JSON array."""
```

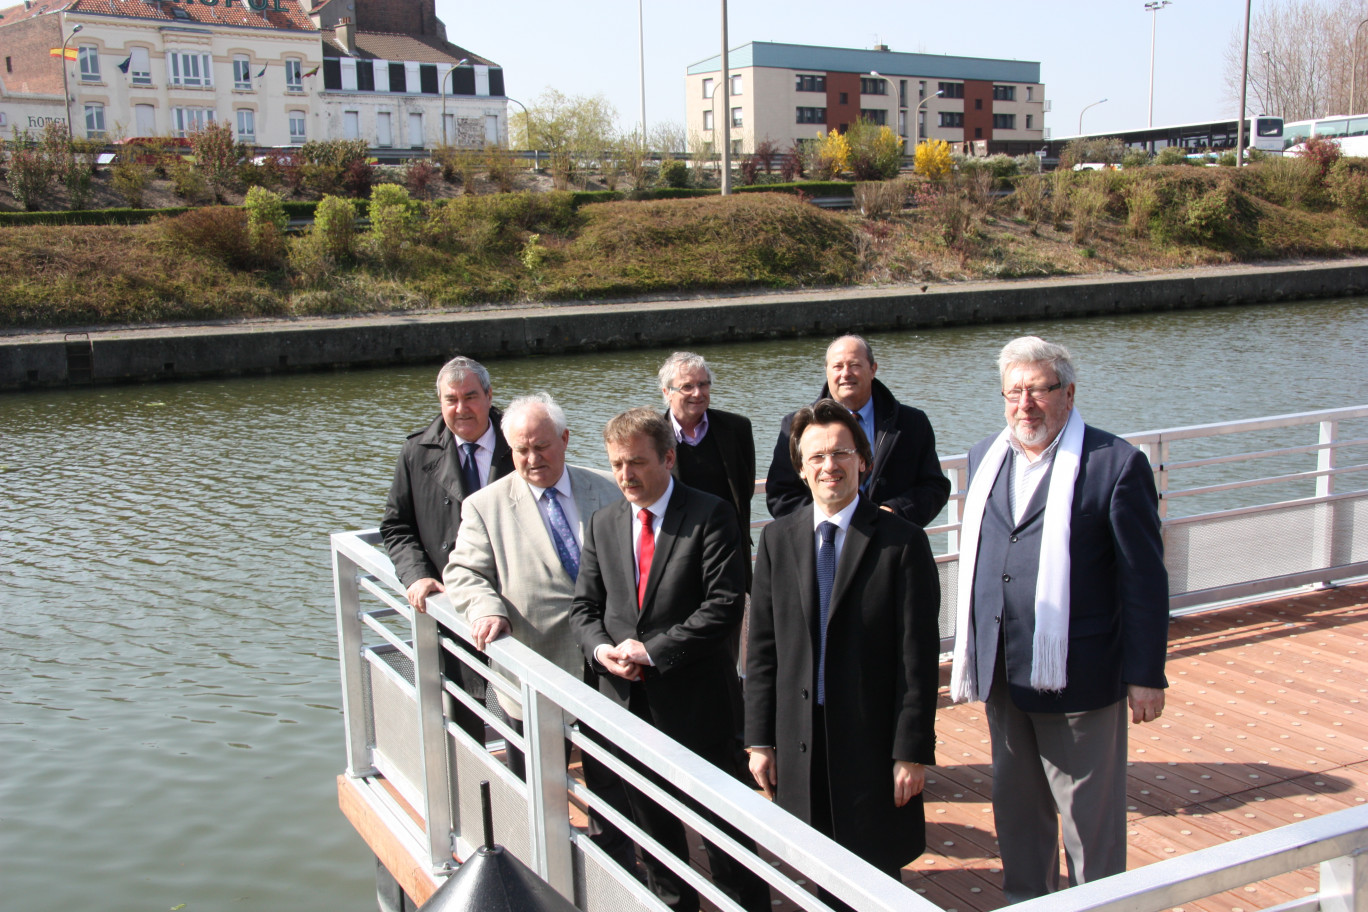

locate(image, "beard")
[[1010, 417, 1054, 450]]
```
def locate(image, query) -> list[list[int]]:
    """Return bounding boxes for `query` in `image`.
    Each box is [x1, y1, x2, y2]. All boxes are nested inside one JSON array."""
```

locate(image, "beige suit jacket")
[[444, 464, 622, 720]]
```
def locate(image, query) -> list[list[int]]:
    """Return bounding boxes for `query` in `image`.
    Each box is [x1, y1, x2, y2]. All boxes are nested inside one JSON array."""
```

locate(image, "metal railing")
[[334, 405, 1368, 911]]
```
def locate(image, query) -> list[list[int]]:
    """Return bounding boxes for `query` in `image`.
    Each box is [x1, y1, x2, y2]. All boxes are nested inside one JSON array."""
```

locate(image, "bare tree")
[[1224, 0, 1368, 122]]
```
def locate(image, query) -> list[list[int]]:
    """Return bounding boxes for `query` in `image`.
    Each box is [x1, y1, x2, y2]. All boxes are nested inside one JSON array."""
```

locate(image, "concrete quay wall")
[[3, 259, 1366, 391]]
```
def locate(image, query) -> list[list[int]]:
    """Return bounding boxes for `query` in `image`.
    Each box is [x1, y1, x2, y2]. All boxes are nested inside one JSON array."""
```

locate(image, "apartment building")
[[0, 0, 504, 149], [685, 41, 1046, 155]]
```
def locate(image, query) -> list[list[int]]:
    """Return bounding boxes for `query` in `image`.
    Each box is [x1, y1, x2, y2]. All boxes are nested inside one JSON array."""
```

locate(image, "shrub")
[[753, 140, 780, 174], [1218, 151, 1238, 167], [913, 139, 953, 181], [1060, 136, 1124, 168], [915, 182, 976, 255], [1013, 173, 1049, 224], [982, 154, 1020, 185], [312, 194, 359, 261], [485, 145, 521, 193], [1326, 157, 1368, 224], [1123, 177, 1157, 238], [812, 130, 851, 179], [299, 138, 369, 170], [659, 159, 690, 189], [190, 121, 243, 202], [844, 119, 903, 180], [366, 183, 415, 265], [159, 206, 254, 268], [111, 157, 151, 208], [1070, 182, 1109, 244], [342, 159, 376, 198], [1298, 135, 1341, 180], [168, 157, 210, 203], [404, 160, 439, 199], [300, 162, 343, 198], [738, 154, 761, 186], [780, 142, 805, 181], [245, 186, 289, 267], [1121, 149, 1153, 169], [854, 180, 908, 219], [1014, 152, 1042, 174], [1155, 146, 1189, 166], [1252, 155, 1323, 208], [5, 130, 55, 211]]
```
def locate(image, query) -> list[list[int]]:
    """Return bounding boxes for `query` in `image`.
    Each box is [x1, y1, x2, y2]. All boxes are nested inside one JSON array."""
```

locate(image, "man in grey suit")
[[444, 392, 631, 862], [949, 336, 1169, 902]]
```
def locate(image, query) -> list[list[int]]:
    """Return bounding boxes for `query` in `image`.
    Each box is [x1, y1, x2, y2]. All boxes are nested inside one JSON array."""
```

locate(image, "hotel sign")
[[163, 0, 290, 10]]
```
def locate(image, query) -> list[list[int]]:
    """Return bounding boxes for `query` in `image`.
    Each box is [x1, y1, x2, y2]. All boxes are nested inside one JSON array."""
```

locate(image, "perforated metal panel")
[[450, 728, 531, 863], [937, 559, 959, 639], [368, 647, 424, 804]]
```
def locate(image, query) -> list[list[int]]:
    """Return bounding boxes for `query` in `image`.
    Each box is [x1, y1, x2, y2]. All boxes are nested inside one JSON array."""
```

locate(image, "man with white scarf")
[[949, 336, 1168, 902]]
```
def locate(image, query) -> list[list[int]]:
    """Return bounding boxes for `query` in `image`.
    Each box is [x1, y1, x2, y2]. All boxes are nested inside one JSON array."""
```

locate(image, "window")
[[169, 51, 212, 87], [731, 107, 742, 128], [233, 55, 252, 90], [937, 81, 964, 99], [898, 80, 907, 107], [859, 109, 887, 126], [702, 77, 714, 99], [839, 92, 848, 105], [285, 58, 303, 92], [377, 111, 392, 147], [4, 57, 11, 75], [974, 98, 982, 110], [130, 47, 152, 85], [388, 62, 406, 93], [860, 77, 886, 95], [939, 111, 964, 128], [796, 106, 826, 124], [419, 65, 438, 94], [898, 110, 907, 136], [975, 126, 983, 138], [993, 85, 1016, 101], [918, 80, 926, 99], [84, 103, 105, 138], [357, 60, 375, 91], [993, 113, 1016, 130], [730, 74, 741, 96], [795, 74, 825, 93], [703, 109, 714, 131], [289, 111, 306, 143], [408, 111, 423, 148], [236, 108, 255, 141], [343, 110, 360, 140], [171, 106, 215, 137], [76, 45, 101, 82], [1026, 114, 1034, 129], [323, 59, 341, 90], [134, 103, 156, 135], [1026, 86, 1034, 101]]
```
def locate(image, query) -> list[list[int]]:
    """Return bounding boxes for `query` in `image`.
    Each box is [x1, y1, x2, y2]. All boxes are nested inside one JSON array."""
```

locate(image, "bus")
[[1041, 115, 1285, 160], [1282, 115, 1368, 157]]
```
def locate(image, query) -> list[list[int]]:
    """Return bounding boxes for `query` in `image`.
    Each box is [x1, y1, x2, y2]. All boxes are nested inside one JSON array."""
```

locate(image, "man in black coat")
[[380, 355, 513, 740], [765, 334, 949, 527], [570, 408, 769, 912], [746, 399, 941, 894]]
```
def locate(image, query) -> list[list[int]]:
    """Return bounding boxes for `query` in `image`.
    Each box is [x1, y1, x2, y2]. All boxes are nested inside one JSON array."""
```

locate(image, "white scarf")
[[949, 409, 1085, 703]]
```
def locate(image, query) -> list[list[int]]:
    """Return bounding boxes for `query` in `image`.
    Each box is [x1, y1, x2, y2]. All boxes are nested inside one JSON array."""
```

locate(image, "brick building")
[[685, 41, 1047, 156], [0, 0, 504, 149]]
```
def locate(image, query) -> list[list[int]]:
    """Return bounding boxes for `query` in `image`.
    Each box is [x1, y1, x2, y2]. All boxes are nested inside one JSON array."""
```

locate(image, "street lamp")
[[1145, 0, 1171, 129], [440, 58, 470, 146], [1351, 17, 1368, 115], [1079, 97, 1108, 135], [61, 23, 83, 140], [506, 95, 537, 170], [915, 89, 944, 141]]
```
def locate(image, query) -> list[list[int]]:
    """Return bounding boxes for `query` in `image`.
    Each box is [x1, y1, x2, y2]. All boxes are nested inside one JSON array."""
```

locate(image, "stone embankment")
[[4, 258, 1366, 390]]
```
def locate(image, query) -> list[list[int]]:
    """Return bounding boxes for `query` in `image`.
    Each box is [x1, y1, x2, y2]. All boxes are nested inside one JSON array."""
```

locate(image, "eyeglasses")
[[805, 448, 859, 467], [668, 381, 712, 395], [1001, 382, 1062, 403]]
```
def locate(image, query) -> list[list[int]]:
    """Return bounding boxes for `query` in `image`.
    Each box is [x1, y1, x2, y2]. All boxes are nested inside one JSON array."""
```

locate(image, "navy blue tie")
[[542, 489, 580, 581], [816, 521, 837, 705], [460, 442, 480, 493]]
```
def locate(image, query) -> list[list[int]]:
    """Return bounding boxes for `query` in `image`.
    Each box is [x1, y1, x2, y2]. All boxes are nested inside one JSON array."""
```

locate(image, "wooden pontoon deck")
[[911, 581, 1368, 912]]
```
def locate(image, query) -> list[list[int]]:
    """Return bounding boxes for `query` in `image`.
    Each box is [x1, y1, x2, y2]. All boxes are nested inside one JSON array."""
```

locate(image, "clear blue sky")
[[436, 0, 1251, 138]]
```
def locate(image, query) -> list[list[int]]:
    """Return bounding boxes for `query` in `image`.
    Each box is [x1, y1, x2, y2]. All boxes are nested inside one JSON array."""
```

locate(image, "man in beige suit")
[[444, 392, 633, 865]]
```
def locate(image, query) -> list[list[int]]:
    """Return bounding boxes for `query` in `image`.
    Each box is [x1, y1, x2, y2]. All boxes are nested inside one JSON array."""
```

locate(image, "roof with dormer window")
[[0, 0, 315, 32]]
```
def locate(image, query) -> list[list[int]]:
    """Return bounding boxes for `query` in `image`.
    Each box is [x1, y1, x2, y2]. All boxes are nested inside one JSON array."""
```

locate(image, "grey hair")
[[826, 334, 875, 365], [997, 336, 1076, 388], [435, 355, 492, 396], [501, 392, 567, 436], [657, 351, 714, 404]]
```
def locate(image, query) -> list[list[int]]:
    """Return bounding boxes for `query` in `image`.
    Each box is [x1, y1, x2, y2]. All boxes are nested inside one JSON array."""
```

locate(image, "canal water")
[[3, 298, 1366, 912]]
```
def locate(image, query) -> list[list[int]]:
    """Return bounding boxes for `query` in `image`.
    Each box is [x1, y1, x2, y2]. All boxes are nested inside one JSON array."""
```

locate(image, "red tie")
[[636, 508, 655, 609]]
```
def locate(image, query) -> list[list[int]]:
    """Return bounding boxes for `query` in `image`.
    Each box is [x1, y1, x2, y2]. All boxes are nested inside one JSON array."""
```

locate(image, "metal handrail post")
[[524, 686, 574, 899], [1319, 848, 1367, 912], [332, 538, 375, 777], [1316, 418, 1340, 586], [412, 605, 455, 871]]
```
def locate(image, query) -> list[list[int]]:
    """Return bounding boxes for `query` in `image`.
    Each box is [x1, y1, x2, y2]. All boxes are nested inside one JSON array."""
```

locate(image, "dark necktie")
[[460, 441, 480, 493], [636, 508, 655, 609], [816, 521, 837, 705], [542, 488, 580, 581]]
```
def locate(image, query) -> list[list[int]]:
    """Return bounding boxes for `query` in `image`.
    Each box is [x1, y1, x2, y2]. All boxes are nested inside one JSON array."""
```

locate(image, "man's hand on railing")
[[747, 747, 776, 800], [470, 616, 510, 650], [406, 577, 444, 613]]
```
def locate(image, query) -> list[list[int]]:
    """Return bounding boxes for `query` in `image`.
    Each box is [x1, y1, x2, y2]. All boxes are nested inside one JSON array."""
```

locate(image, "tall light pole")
[[440, 58, 470, 146], [1145, 0, 1171, 128], [637, 0, 646, 141], [915, 89, 943, 141], [1351, 17, 1368, 115], [506, 96, 536, 170], [61, 23, 83, 140], [1079, 97, 1108, 135], [719, 0, 731, 195], [1236, 0, 1251, 165]]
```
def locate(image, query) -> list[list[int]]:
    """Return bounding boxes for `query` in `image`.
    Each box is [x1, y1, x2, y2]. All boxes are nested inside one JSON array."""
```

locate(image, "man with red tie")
[[570, 407, 768, 912]]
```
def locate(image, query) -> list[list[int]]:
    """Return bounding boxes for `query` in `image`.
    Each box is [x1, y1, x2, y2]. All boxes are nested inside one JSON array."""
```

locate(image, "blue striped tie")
[[816, 521, 837, 705], [460, 442, 481, 493], [542, 488, 580, 581]]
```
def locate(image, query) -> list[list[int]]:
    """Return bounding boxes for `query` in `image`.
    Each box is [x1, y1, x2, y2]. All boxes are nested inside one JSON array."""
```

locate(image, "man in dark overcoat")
[[745, 398, 941, 886]]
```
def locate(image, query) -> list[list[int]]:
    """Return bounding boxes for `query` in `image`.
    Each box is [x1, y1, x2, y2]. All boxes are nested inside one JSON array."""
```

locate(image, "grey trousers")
[[985, 664, 1128, 903]]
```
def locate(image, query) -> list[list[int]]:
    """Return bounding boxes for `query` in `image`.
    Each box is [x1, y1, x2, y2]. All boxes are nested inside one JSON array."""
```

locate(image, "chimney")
[[337, 17, 355, 54], [873, 43, 891, 52]]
